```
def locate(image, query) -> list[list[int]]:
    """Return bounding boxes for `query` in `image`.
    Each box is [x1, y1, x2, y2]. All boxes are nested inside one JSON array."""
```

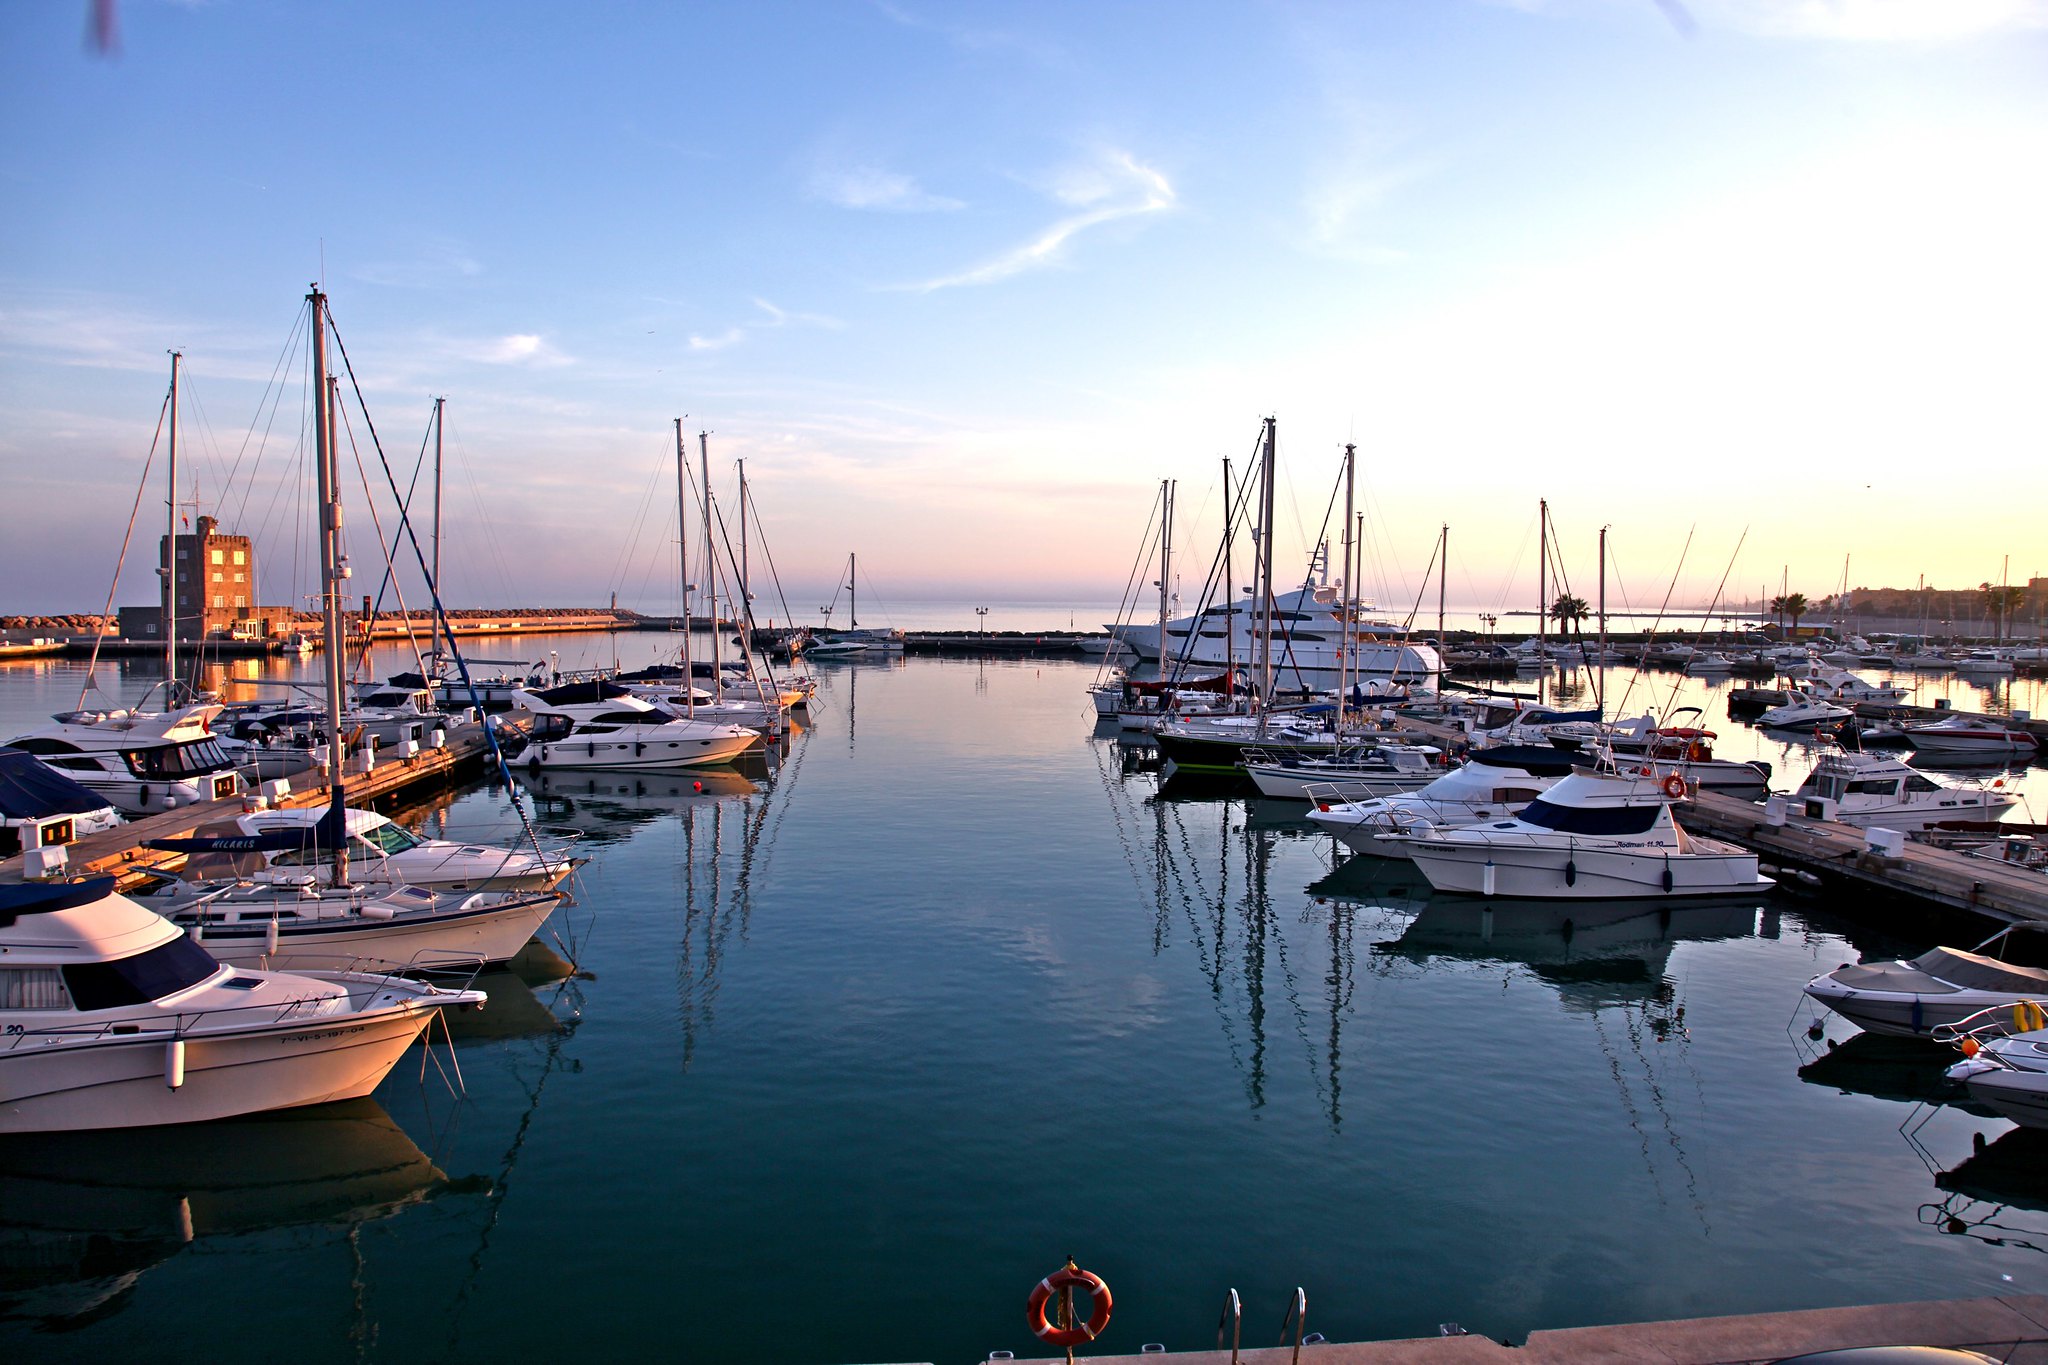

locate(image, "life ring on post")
[[1027, 1261, 1113, 1349], [1660, 773, 1687, 800]]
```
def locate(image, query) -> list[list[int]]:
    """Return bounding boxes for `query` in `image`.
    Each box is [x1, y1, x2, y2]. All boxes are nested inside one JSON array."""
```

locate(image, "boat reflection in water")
[[1797, 1032, 1989, 1113], [444, 942, 584, 1047], [514, 765, 768, 847], [0, 1099, 472, 1330], [1922, 1127, 2048, 1254]]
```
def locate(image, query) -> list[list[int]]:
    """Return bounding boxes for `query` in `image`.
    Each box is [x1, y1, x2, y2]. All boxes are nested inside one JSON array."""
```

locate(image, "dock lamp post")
[[976, 606, 989, 638]]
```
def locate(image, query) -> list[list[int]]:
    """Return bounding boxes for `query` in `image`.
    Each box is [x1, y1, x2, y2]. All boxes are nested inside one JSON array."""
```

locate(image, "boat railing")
[[1932, 1000, 2048, 1057], [2, 985, 367, 1051]]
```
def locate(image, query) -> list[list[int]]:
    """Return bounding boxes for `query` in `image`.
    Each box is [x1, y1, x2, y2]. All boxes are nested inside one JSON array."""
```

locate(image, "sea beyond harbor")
[[3, 630, 2046, 1362]]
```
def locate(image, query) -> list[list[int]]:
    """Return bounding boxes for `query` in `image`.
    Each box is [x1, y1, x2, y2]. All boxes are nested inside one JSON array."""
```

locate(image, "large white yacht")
[[1788, 749, 2019, 831], [0, 877, 483, 1132], [511, 682, 761, 771], [7, 702, 247, 816], [1380, 769, 1773, 899], [1106, 584, 1441, 689]]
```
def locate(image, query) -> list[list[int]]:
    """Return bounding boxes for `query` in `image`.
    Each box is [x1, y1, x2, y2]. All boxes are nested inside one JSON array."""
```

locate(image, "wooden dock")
[[1679, 787, 2048, 925], [0, 718, 516, 888]]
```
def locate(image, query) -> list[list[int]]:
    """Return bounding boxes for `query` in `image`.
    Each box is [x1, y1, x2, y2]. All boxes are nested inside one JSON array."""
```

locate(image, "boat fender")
[[1564, 858, 1577, 887], [1910, 998, 1922, 1034], [1027, 1261, 1113, 1349], [165, 1038, 186, 1090], [362, 902, 397, 921], [264, 917, 279, 958], [1661, 861, 1674, 893], [1481, 860, 1497, 897]]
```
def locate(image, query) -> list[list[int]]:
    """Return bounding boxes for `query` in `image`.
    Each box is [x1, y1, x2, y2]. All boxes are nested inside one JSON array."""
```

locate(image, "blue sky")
[[3, 0, 2045, 620]]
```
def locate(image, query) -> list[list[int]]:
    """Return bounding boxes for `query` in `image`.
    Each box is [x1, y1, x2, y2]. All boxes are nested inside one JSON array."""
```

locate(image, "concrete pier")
[[1004, 1294, 2048, 1363]]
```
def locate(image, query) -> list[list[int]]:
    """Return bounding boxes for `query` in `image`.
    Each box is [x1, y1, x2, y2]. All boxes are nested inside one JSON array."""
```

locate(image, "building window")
[[210, 549, 224, 565], [213, 595, 225, 609], [177, 547, 189, 559], [234, 572, 245, 583], [233, 550, 246, 565], [177, 593, 189, 606], [234, 596, 248, 608], [212, 571, 223, 583]]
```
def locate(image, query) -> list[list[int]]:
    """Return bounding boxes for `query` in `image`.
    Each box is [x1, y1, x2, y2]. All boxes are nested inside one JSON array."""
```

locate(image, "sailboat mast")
[[850, 552, 858, 629], [431, 396, 446, 664], [700, 430, 719, 681], [1222, 457, 1234, 682], [1537, 498, 1547, 651], [675, 419, 694, 715], [1157, 478, 1172, 669], [1341, 444, 1356, 715], [1257, 417, 1277, 715], [165, 350, 181, 694], [1436, 523, 1447, 658], [1597, 526, 1608, 715], [738, 457, 749, 628], [309, 288, 350, 889]]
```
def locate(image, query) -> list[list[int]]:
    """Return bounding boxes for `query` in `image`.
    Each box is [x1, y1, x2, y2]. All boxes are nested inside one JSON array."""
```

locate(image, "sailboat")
[[7, 353, 250, 815], [131, 288, 566, 971], [812, 552, 904, 654]]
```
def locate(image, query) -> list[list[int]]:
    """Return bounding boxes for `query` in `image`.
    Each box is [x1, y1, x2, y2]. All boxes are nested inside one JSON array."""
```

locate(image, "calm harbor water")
[[2, 636, 2046, 1363]]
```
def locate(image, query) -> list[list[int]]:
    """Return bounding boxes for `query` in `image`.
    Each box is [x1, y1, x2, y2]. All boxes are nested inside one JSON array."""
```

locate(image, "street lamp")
[[975, 606, 989, 638]]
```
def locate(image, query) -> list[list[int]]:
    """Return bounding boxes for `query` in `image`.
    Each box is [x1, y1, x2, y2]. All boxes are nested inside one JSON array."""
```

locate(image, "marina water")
[[2, 636, 2045, 1362]]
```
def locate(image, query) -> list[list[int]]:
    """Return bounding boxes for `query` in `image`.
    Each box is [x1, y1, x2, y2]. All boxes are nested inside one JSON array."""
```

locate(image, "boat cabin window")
[[593, 711, 653, 725], [123, 739, 235, 777], [530, 715, 575, 742], [62, 935, 221, 1010], [1808, 774, 1847, 801], [9, 737, 82, 755], [1518, 798, 1662, 837], [0, 966, 71, 1010], [357, 822, 423, 854], [1846, 778, 1901, 796]]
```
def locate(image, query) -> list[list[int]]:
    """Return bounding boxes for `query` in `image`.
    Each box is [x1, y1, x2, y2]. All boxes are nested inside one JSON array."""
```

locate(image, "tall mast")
[[1436, 523, 1447, 662], [1157, 478, 1172, 670], [309, 288, 350, 888], [700, 430, 719, 682], [1257, 417, 1277, 720], [850, 552, 858, 630], [1222, 456, 1234, 683], [1341, 444, 1356, 716], [674, 419, 694, 716], [738, 457, 750, 628], [165, 350, 181, 694], [431, 396, 446, 663], [1597, 525, 1608, 715], [1537, 498, 1547, 652]]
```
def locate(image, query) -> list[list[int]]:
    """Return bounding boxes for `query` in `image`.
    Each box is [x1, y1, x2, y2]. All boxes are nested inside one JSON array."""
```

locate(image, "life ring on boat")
[[1660, 774, 1687, 800], [1027, 1262, 1113, 1349]]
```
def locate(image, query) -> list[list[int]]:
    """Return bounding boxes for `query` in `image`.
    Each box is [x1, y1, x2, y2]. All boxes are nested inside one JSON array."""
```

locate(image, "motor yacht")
[[1904, 715, 2040, 759], [6, 702, 247, 816], [1756, 691, 1854, 730], [0, 878, 483, 1133], [1788, 749, 2018, 831], [1306, 744, 1581, 858], [1379, 768, 1773, 899], [1242, 743, 1442, 801], [511, 682, 761, 770], [1107, 584, 1441, 689]]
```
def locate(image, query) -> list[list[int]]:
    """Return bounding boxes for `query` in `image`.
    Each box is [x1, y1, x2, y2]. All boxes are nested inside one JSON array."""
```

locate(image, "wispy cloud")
[[351, 241, 484, 289], [1496, 0, 2048, 41], [900, 150, 1178, 292], [688, 298, 843, 353], [474, 333, 572, 368], [809, 164, 964, 212], [869, 0, 1073, 68]]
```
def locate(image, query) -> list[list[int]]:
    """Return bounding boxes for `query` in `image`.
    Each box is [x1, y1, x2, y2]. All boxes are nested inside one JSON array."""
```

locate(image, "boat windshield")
[[62, 935, 222, 1010], [357, 822, 423, 854], [1517, 799, 1662, 837], [122, 739, 236, 777]]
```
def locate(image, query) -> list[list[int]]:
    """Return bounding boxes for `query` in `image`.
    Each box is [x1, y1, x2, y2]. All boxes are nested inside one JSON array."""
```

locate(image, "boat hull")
[[0, 1002, 440, 1134], [1404, 840, 1772, 900], [526, 732, 759, 770], [183, 893, 560, 972]]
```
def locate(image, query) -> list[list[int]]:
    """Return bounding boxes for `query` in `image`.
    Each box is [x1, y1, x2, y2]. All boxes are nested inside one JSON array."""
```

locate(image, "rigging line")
[[324, 307, 540, 851], [335, 399, 433, 684], [602, 434, 671, 608], [1097, 490, 1163, 687], [738, 476, 801, 633], [222, 300, 311, 536], [241, 322, 312, 611], [77, 389, 172, 709]]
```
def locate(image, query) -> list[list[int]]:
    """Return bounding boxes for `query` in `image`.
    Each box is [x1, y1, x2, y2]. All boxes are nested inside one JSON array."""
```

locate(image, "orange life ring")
[[1027, 1263, 1113, 1348], [1661, 774, 1687, 800]]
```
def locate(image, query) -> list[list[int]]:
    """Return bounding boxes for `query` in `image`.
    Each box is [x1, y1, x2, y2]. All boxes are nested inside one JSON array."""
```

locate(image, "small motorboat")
[[1756, 691, 1854, 730], [1786, 749, 2019, 832], [1947, 1018, 2048, 1129], [1242, 743, 1442, 801], [1904, 715, 2040, 759], [1306, 744, 1579, 858], [1805, 926, 2048, 1039], [0, 878, 484, 1133]]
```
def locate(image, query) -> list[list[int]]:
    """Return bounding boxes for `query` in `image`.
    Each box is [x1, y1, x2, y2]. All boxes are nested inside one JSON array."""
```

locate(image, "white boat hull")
[[1246, 765, 1437, 802], [525, 732, 758, 771], [1404, 840, 1771, 899], [185, 894, 559, 972], [0, 998, 441, 1134]]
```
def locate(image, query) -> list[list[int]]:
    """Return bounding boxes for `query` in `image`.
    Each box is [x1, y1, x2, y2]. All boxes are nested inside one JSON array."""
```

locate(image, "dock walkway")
[[1679, 788, 2048, 925], [1003, 1294, 2048, 1363], [0, 718, 512, 886]]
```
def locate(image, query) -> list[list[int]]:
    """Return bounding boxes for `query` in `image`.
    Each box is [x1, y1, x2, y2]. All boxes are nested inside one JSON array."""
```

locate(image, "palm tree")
[[1768, 594, 1788, 633], [1784, 592, 1809, 636], [1980, 582, 2027, 641], [1549, 593, 1589, 634]]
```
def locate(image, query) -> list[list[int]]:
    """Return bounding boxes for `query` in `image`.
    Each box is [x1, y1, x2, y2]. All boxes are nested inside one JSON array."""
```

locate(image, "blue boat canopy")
[[0, 745, 114, 820], [0, 875, 119, 927]]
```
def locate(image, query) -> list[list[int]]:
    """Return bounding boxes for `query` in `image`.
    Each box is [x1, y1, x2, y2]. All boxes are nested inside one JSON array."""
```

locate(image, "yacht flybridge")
[[0, 878, 484, 1133], [1380, 768, 1774, 899], [7, 701, 247, 816]]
